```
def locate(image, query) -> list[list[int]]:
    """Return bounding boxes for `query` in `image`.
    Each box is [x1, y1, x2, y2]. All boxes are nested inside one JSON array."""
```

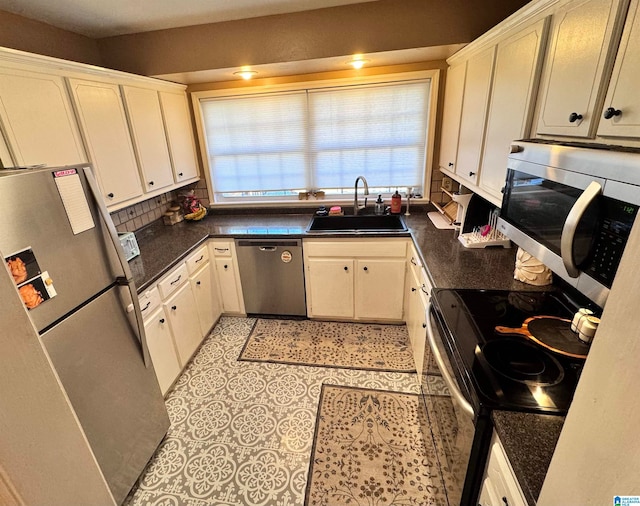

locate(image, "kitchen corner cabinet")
[[159, 91, 200, 184], [303, 239, 407, 322], [455, 46, 496, 187], [0, 68, 86, 166], [598, 0, 640, 137], [478, 432, 527, 506], [163, 282, 202, 366], [535, 0, 628, 137], [67, 78, 143, 207], [121, 85, 174, 192], [209, 240, 245, 314]]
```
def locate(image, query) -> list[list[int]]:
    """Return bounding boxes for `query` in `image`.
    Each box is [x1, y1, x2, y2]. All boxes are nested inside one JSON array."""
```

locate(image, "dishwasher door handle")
[[259, 246, 277, 251]]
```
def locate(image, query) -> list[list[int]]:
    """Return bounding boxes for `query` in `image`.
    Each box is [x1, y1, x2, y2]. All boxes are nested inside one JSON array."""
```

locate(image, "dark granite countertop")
[[131, 207, 547, 293], [492, 411, 565, 505]]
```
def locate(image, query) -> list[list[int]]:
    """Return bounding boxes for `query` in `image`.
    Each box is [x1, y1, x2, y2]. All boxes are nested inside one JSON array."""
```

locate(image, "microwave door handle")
[[82, 167, 152, 369], [426, 303, 475, 418], [560, 181, 602, 278]]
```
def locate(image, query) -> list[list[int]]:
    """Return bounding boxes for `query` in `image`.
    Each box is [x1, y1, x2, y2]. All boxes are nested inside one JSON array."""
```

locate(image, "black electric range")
[[422, 287, 599, 505], [431, 288, 593, 414]]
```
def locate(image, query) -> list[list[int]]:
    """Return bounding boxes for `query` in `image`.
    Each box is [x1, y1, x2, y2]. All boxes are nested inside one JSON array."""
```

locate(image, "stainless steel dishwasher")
[[235, 239, 306, 316]]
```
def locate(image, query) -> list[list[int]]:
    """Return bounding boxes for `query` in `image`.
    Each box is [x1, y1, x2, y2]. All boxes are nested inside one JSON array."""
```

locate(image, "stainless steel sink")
[[306, 214, 408, 233]]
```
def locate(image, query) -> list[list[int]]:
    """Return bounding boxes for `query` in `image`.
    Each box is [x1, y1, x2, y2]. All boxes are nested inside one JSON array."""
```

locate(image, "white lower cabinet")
[[403, 246, 432, 376], [210, 240, 245, 314], [190, 261, 220, 336], [305, 258, 355, 319], [479, 432, 527, 506], [163, 282, 203, 366], [143, 306, 181, 395], [303, 239, 407, 322]]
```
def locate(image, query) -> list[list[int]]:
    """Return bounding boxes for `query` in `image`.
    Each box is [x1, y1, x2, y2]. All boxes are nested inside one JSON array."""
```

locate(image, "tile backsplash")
[[111, 180, 210, 233]]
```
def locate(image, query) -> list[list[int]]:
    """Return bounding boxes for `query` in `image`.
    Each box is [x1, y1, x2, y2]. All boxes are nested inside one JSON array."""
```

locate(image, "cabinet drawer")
[[139, 286, 162, 320], [486, 435, 527, 506], [157, 263, 188, 299], [185, 245, 209, 274], [211, 241, 233, 257], [304, 239, 407, 258]]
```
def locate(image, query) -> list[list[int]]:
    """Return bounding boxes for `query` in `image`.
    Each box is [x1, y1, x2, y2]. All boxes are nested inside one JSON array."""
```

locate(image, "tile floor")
[[125, 316, 449, 506]]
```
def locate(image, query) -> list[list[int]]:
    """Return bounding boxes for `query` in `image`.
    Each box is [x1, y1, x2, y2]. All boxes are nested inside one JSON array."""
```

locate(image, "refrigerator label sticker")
[[53, 171, 95, 235], [5, 249, 55, 310]]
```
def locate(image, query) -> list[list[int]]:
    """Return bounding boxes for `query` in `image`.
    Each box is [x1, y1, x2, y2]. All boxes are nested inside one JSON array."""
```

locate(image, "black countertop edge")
[[491, 410, 565, 506]]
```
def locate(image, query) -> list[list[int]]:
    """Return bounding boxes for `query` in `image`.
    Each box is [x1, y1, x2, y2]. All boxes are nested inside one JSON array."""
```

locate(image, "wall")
[[96, 0, 528, 76], [538, 220, 640, 503], [0, 9, 102, 66]]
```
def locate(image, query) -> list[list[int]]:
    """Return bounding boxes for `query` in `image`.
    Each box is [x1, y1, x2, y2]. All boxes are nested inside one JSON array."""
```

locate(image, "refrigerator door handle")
[[82, 167, 152, 369]]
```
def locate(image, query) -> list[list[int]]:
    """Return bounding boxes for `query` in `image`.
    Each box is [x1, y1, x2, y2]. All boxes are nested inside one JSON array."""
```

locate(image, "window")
[[196, 74, 434, 203]]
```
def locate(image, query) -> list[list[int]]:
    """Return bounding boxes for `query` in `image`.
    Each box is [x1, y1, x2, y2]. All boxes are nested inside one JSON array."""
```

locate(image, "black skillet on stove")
[[495, 315, 590, 360]]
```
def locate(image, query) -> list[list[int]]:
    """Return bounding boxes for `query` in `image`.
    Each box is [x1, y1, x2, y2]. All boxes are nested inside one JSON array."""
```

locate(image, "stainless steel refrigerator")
[[0, 164, 169, 505]]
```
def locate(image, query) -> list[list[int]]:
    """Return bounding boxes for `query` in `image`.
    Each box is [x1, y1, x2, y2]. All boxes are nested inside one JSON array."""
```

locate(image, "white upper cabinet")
[[68, 78, 143, 207], [455, 46, 496, 187], [159, 91, 200, 183], [0, 69, 86, 167], [438, 63, 467, 172], [121, 86, 174, 192], [598, 0, 640, 137], [479, 18, 550, 201], [535, 0, 628, 137]]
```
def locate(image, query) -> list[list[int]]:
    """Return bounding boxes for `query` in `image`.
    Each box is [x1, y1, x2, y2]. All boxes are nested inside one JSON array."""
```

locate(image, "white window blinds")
[[201, 91, 308, 193], [200, 79, 430, 197], [309, 81, 429, 189]]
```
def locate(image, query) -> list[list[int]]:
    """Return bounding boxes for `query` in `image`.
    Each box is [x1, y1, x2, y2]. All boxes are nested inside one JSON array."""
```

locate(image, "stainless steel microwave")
[[497, 140, 640, 307]]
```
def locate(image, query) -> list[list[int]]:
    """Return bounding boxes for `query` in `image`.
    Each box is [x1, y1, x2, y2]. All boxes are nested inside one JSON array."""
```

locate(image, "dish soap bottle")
[[391, 189, 402, 214], [374, 195, 384, 215]]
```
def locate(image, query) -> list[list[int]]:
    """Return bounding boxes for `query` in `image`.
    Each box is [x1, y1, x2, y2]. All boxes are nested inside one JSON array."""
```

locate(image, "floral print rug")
[[305, 384, 447, 506], [239, 319, 416, 373]]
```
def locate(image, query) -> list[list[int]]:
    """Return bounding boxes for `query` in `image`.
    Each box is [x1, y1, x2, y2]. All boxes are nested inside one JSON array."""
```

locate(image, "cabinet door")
[[190, 262, 220, 336], [144, 306, 181, 395], [439, 63, 467, 172], [0, 69, 85, 166], [479, 18, 549, 201], [164, 282, 202, 366], [406, 266, 428, 376], [455, 46, 496, 186], [306, 258, 354, 319], [214, 257, 243, 313], [354, 258, 405, 321], [122, 86, 174, 192], [67, 78, 142, 207], [598, 0, 640, 137], [159, 91, 199, 183], [536, 0, 627, 137]]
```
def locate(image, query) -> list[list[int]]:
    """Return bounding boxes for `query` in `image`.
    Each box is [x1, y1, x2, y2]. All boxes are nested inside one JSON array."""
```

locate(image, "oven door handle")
[[426, 302, 475, 418], [561, 181, 602, 278]]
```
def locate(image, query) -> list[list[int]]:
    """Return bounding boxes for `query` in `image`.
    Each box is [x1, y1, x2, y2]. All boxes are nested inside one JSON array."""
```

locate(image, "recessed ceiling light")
[[233, 70, 258, 80], [347, 58, 370, 69]]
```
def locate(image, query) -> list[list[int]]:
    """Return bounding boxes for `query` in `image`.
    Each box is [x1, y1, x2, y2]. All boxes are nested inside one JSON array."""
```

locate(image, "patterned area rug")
[[239, 319, 416, 372], [305, 385, 447, 506]]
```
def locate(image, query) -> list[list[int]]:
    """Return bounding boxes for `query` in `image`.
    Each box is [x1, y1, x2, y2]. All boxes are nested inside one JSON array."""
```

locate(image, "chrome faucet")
[[353, 176, 369, 215]]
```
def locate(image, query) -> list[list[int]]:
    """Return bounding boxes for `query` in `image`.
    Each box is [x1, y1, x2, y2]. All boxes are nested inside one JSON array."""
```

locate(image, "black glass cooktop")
[[431, 289, 596, 414]]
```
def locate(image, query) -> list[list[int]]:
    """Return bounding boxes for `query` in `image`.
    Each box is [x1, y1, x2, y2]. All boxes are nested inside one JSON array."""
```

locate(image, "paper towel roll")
[[514, 247, 552, 286]]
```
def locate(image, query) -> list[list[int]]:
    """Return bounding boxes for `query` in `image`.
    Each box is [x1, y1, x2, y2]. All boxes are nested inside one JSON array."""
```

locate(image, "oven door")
[[423, 302, 488, 506]]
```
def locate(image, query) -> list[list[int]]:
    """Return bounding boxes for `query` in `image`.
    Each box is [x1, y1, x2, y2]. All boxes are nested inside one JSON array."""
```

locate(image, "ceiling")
[[0, 0, 377, 38]]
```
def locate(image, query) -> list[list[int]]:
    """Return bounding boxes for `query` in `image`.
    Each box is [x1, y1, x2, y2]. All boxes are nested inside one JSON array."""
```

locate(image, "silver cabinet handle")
[[561, 181, 602, 278], [82, 167, 152, 369], [426, 302, 474, 418]]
